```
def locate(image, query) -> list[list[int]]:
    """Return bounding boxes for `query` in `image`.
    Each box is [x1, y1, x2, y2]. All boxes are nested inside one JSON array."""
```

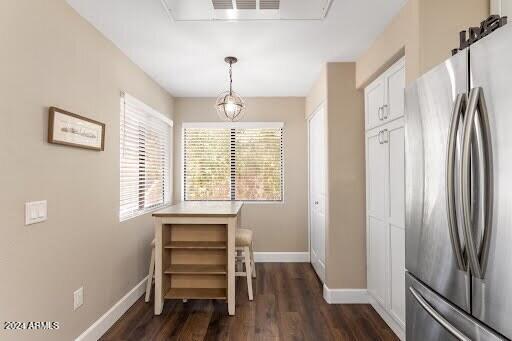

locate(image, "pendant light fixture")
[[216, 56, 245, 122]]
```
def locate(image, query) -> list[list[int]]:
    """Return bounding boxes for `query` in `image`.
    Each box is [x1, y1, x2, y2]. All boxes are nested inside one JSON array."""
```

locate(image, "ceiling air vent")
[[236, 0, 256, 10], [259, 0, 280, 10], [212, 0, 234, 10]]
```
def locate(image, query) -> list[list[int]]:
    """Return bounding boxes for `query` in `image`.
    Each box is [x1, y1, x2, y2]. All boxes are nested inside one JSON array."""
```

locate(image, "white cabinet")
[[492, 0, 512, 17], [366, 129, 387, 220], [388, 125, 405, 229], [365, 58, 405, 130], [367, 216, 389, 307], [385, 59, 406, 123], [365, 79, 385, 130], [390, 225, 405, 324], [365, 58, 406, 340]]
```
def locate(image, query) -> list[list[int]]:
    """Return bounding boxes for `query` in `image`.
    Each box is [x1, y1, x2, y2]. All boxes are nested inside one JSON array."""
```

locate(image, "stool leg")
[[145, 247, 155, 302], [244, 246, 253, 301], [250, 241, 256, 278]]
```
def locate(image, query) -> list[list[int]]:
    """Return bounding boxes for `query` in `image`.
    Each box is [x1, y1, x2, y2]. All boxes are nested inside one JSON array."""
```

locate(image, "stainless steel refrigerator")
[[405, 22, 512, 341]]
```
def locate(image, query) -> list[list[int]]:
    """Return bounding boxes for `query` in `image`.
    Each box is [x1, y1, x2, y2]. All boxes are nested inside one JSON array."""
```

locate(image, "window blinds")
[[120, 93, 172, 221], [183, 123, 283, 201]]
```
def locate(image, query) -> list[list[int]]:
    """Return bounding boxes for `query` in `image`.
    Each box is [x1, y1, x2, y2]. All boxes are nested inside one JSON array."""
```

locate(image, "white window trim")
[[122, 92, 174, 127], [181, 122, 285, 204], [182, 122, 283, 129], [119, 92, 174, 222]]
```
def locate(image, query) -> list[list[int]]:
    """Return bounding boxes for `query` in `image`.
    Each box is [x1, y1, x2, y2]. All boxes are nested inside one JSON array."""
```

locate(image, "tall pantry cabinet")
[[364, 57, 406, 340]]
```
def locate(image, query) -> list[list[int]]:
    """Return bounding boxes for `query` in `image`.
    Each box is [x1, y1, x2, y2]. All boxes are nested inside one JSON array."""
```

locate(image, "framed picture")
[[48, 107, 105, 151]]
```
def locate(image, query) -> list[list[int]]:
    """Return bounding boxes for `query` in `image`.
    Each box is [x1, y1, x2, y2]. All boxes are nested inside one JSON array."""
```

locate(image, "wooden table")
[[152, 202, 243, 316]]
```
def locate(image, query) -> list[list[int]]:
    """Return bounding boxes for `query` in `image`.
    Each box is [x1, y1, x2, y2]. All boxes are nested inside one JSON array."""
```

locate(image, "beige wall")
[[0, 1, 174, 340], [173, 98, 308, 252], [324, 63, 366, 289], [356, 0, 419, 88], [305, 65, 327, 118], [305, 63, 366, 289], [356, 0, 489, 88], [419, 0, 489, 73]]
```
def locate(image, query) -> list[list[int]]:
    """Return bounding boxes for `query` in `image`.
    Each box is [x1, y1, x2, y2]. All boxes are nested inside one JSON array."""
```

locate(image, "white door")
[[366, 128, 387, 221], [309, 105, 326, 282], [366, 127, 389, 306], [384, 59, 406, 123], [368, 216, 389, 307], [365, 78, 385, 130], [390, 225, 405, 325], [387, 121, 406, 326]]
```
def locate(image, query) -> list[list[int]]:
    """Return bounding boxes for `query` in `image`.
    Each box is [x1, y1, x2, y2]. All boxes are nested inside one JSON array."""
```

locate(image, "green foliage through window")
[[184, 126, 283, 201]]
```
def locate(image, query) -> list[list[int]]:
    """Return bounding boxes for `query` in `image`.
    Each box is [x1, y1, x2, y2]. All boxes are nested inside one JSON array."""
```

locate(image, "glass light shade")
[[215, 91, 245, 122]]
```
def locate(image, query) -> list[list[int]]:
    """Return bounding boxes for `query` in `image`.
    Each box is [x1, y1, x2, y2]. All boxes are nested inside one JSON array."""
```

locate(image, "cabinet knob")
[[314, 201, 319, 205]]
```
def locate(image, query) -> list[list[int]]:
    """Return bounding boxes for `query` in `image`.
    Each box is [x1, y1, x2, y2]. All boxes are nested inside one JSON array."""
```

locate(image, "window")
[[183, 122, 283, 202], [120, 93, 172, 221]]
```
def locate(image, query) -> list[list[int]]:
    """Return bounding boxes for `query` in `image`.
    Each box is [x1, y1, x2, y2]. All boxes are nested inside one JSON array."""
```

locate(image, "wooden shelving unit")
[[165, 288, 226, 300], [153, 202, 242, 316], [164, 241, 226, 250], [162, 224, 228, 301], [164, 264, 227, 275]]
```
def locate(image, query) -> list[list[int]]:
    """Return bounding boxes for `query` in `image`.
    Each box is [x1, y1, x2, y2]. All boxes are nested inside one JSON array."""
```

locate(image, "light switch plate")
[[25, 200, 47, 225], [74, 287, 84, 311]]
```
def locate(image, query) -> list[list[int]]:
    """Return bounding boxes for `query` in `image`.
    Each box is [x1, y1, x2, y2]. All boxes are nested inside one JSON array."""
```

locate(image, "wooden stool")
[[235, 228, 256, 301], [145, 239, 155, 302]]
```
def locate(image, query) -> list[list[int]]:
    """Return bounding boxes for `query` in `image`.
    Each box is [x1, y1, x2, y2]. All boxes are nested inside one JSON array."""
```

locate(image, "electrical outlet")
[[74, 287, 83, 311]]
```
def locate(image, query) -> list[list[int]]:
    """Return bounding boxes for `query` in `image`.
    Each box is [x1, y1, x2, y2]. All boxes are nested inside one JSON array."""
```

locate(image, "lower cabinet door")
[[368, 216, 389, 307], [390, 225, 405, 325]]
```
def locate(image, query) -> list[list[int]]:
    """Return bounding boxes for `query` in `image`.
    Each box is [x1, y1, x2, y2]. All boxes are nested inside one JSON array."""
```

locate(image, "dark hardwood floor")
[[101, 263, 398, 341]]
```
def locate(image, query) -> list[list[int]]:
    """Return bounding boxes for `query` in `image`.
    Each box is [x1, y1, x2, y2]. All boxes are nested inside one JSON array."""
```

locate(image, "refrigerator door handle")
[[446, 93, 468, 271], [461, 87, 494, 279], [409, 287, 471, 341]]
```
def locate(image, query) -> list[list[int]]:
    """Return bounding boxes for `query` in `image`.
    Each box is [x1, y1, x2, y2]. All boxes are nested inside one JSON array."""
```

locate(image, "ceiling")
[[166, 0, 331, 21], [67, 0, 406, 97]]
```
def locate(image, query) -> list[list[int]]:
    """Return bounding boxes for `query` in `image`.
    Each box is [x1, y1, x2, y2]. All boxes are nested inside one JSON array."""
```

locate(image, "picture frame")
[[48, 107, 105, 151]]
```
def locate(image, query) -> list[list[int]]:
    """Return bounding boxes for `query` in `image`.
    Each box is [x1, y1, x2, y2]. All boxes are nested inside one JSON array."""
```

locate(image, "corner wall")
[[306, 63, 366, 290], [356, 0, 489, 88], [325, 63, 366, 289], [0, 1, 174, 340]]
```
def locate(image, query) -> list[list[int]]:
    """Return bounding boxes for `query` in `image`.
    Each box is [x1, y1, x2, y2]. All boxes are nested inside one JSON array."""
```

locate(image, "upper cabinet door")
[[384, 58, 406, 122], [365, 58, 405, 130], [365, 78, 385, 130]]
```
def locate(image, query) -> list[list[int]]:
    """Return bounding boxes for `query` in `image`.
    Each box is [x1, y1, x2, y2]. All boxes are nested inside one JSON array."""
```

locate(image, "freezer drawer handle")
[[409, 287, 471, 341], [461, 87, 494, 279], [446, 93, 468, 271]]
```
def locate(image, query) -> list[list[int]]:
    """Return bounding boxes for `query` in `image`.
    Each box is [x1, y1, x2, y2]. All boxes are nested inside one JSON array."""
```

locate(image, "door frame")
[[307, 102, 327, 280]]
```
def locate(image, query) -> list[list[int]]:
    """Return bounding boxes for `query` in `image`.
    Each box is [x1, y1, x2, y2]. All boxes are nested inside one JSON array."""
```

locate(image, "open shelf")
[[164, 264, 227, 275], [164, 241, 226, 250], [165, 288, 226, 300]]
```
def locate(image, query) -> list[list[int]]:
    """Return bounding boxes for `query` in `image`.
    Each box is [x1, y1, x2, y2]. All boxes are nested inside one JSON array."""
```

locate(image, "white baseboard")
[[322, 284, 369, 304], [368, 294, 405, 341], [75, 276, 148, 341], [254, 252, 310, 263]]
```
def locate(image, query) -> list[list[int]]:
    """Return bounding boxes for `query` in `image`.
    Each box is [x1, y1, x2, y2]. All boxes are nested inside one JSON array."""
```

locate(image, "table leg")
[[154, 218, 164, 315], [227, 218, 236, 316]]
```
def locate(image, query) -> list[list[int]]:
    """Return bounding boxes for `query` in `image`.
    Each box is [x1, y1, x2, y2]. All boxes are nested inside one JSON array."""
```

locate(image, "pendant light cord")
[[229, 61, 233, 96]]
